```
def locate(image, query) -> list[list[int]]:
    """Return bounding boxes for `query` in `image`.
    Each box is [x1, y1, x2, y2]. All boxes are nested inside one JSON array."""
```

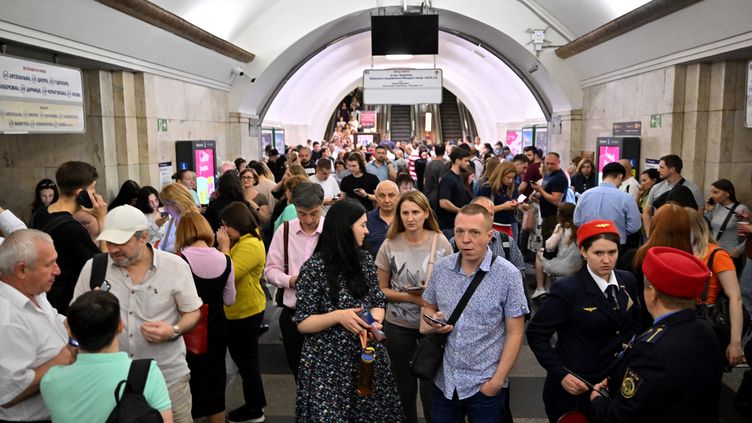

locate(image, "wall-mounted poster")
[[506, 129, 522, 154]]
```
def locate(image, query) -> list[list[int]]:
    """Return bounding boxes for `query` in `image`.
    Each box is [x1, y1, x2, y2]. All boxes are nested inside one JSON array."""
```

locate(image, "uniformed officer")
[[526, 220, 642, 422], [590, 246, 724, 422]]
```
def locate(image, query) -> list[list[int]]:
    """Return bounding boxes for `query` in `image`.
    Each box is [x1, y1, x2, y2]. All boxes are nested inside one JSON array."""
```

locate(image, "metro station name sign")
[[363, 68, 443, 105], [0, 55, 85, 134]]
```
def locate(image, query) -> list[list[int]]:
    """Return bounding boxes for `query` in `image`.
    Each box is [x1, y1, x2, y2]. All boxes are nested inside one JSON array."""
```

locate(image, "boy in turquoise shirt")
[[41, 291, 172, 423]]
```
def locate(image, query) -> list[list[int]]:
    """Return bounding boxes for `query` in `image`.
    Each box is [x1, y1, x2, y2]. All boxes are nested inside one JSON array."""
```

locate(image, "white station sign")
[[0, 55, 85, 133], [363, 68, 443, 105]]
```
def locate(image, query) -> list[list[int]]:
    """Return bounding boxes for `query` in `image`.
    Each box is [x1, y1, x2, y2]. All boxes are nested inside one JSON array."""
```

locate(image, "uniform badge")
[[583, 307, 597, 312], [621, 368, 642, 399]]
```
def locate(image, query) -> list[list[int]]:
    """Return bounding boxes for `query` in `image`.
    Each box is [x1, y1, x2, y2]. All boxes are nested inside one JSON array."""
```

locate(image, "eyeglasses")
[[241, 176, 254, 180]]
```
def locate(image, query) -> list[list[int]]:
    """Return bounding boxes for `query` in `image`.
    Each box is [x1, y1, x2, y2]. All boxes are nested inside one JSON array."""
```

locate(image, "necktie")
[[606, 285, 619, 311]]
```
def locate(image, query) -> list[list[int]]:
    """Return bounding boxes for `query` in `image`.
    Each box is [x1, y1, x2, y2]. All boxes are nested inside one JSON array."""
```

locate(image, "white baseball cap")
[[96, 205, 148, 244]]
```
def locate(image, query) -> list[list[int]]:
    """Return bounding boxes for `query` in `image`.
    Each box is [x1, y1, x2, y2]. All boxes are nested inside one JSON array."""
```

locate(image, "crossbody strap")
[[447, 256, 497, 326], [700, 248, 724, 303], [716, 203, 739, 241], [423, 233, 439, 284], [283, 221, 290, 274]]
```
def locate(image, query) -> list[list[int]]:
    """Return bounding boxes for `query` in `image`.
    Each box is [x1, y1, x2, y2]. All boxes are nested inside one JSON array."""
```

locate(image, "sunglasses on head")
[[40, 182, 56, 188]]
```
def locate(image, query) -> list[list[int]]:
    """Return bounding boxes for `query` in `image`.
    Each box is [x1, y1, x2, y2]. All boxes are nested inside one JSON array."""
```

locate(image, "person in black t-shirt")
[[340, 152, 379, 211], [298, 147, 317, 177], [531, 153, 567, 242], [30, 161, 106, 314], [436, 146, 473, 238]]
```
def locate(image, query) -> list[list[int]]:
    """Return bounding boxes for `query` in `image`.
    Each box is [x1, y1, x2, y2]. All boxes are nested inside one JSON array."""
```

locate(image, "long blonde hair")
[[160, 183, 199, 216], [686, 207, 716, 258], [487, 161, 516, 197]]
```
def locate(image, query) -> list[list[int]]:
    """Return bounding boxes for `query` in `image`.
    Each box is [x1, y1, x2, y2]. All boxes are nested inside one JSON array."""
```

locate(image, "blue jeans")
[[431, 384, 506, 423]]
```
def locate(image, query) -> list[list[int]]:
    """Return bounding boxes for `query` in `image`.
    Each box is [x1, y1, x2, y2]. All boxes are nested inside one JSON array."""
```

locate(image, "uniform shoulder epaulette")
[[636, 324, 668, 345]]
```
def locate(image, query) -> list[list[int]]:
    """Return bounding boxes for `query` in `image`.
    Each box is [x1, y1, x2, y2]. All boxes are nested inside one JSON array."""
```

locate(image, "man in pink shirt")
[[264, 183, 324, 380]]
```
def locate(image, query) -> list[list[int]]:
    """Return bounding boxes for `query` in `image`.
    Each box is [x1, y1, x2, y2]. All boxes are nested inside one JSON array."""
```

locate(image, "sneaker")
[[227, 405, 265, 423], [531, 287, 547, 300]]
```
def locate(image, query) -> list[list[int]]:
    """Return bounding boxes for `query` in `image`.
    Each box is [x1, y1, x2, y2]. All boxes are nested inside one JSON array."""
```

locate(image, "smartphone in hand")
[[357, 309, 387, 342], [423, 313, 447, 327]]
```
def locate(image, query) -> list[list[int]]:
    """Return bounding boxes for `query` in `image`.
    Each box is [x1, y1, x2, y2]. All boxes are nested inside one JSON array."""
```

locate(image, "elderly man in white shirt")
[[0, 229, 75, 422]]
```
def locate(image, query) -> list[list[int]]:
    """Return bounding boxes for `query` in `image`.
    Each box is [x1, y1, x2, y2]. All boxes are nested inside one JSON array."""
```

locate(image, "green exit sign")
[[157, 118, 168, 132], [650, 114, 661, 128]]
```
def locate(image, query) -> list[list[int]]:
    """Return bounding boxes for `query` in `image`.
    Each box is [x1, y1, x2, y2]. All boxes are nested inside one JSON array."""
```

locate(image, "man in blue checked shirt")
[[421, 204, 529, 423]]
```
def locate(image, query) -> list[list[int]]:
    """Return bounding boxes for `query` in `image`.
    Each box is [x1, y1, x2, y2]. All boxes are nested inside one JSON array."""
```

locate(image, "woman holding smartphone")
[[294, 199, 401, 422], [376, 191, 452, 423]]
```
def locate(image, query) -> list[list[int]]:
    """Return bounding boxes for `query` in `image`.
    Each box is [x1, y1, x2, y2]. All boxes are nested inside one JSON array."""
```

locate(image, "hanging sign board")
[[0, 55, 85, 134], [363, 68, 442, 105], [360, 111, 377, 129], [612, 121, 641, 136]]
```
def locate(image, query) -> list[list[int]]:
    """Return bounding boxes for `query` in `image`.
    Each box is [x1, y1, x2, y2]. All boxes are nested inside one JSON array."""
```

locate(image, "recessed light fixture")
[[385, 54, 413, 61]]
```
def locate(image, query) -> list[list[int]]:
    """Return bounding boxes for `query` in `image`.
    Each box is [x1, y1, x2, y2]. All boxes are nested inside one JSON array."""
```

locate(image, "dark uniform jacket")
[[526, 268, 642, 420], [590, 309, 723, 423]]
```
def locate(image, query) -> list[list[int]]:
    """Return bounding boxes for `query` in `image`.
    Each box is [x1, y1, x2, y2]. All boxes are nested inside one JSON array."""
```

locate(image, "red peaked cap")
[[576, 220, 620, 248], [642, 246, 710, 299]]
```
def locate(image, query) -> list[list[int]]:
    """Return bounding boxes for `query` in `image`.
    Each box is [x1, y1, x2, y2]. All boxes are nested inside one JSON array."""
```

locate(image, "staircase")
[[389, 105, 412, 142], [440, 88, 463, 143]]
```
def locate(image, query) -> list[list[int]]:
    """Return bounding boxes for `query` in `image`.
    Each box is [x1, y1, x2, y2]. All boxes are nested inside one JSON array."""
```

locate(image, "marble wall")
[[580, 60, 752, 204], [0, 70, 237, 223]]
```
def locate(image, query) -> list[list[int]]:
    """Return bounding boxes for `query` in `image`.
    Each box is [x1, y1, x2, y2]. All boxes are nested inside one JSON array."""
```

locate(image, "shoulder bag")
[[697, 248, 751, 351], [410, 256, 496, 381]]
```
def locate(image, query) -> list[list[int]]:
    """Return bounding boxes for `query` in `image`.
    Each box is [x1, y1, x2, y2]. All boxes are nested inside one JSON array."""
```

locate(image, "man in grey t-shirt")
[[643, 154, 703, 236]]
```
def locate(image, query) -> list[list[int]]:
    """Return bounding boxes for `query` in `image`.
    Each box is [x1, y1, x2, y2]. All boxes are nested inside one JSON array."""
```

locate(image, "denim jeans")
[[431, 384, 506, 423]]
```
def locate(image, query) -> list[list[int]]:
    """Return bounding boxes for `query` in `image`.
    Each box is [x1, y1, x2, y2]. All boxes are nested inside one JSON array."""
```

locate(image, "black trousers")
[[227, 312, 267, 411], [383, 321, 433, 423], [279, 306, 305, 381]]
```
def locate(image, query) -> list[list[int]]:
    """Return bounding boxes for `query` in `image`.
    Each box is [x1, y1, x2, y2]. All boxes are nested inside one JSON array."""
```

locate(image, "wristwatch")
[[172, 324, 181, 340]]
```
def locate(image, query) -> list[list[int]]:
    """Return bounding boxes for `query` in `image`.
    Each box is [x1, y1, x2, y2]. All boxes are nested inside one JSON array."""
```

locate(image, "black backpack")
[[106, 359, 163, 423]]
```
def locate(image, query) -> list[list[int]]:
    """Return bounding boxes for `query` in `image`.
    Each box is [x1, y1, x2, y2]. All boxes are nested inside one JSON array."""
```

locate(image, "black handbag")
[[697, 248, 751, 350], [410, 257, 496, 381]]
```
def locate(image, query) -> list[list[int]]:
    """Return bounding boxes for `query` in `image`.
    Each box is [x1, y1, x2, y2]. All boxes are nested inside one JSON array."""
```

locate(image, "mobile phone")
[[333, 194, 341, 200], [517, 194, 527, 202], [357, 309, 387, 342], [707, 197, 716, 205], [100, 281, 111, 292], [423, 313, 447, 327], [160, 211, 169, 218], [76, 190, 93, 208], [405, 286, 424, 292]]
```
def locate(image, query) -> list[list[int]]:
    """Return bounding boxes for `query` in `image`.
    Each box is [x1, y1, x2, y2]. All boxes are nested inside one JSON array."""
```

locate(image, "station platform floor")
[[218, 263, 749, 422]]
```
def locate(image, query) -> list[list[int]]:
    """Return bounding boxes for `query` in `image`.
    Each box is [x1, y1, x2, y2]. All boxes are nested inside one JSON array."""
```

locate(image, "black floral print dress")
[[293, 250, 402, 422]]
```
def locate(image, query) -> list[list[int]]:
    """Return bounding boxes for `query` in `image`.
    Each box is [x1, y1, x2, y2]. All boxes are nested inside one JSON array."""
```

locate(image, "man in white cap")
[[71, 205, 202, 423]]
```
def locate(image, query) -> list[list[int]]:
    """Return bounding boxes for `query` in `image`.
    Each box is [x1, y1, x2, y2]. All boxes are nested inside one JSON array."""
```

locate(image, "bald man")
[[364, 180, 400, 257], [618, 159, 640, 202]]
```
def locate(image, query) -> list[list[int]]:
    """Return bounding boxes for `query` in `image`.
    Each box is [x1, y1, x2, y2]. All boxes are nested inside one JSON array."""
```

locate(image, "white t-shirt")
[[619, 176, 641, 202], [309, 174, 341, 216]]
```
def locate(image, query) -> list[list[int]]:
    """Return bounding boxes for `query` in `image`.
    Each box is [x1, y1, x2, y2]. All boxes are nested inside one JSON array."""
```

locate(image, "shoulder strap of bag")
[[701, 248, 724, 303], [116, 359, 151, 402], [283, 221, 290, 274], [424, 233, 439, 284], [716, 203, 740, 241], [89, 253, 109, 290], [447, 256, 497, 326], [499, 231, 511, 259]]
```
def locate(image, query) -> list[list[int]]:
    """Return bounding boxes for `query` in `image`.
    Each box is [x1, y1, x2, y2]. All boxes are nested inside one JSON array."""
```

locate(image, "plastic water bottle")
[[356, 347, 376, 396]]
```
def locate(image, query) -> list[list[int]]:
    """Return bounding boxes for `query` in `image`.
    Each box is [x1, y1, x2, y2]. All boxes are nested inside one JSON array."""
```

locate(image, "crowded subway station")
[[1, 0, 752, 422]]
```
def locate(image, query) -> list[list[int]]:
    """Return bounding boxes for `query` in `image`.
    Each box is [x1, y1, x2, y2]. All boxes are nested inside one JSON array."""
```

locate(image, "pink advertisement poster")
[[360, 111, 376, 129], [598, 146, 620, 172], [506, 130, 522, 154], [194, 148, 216, 204]]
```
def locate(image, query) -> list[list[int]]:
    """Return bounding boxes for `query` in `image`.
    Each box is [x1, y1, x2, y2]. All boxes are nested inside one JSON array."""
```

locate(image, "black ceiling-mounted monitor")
[[371, 15, 439, 55]]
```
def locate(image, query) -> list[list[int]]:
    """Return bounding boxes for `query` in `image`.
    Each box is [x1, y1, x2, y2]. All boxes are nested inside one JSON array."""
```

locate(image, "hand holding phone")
[[423, 313, 447, 327], [517, 194, 527, 203], [357, 309, 386, 342]]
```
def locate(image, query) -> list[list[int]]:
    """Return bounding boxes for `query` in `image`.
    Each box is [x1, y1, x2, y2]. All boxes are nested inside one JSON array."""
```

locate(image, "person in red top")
[[686, 208, 745, 366]]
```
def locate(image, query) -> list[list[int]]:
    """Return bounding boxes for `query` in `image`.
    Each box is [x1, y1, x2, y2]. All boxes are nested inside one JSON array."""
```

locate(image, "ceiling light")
[[385, 54, 413, 61]]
